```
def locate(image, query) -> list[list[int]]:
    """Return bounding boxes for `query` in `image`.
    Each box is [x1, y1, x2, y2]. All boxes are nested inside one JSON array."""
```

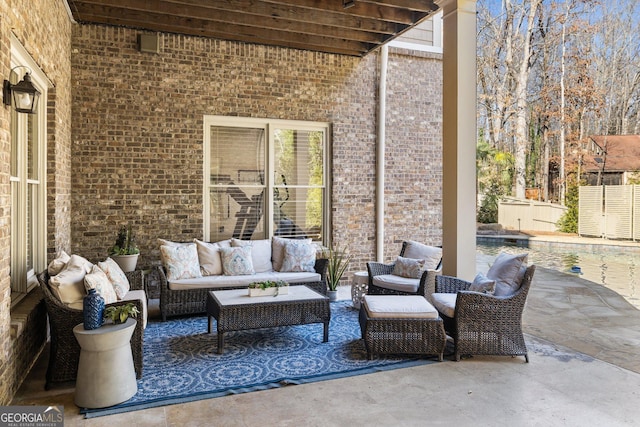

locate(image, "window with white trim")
[[9, 38, 47, 304], [203, 116, 328, 243]]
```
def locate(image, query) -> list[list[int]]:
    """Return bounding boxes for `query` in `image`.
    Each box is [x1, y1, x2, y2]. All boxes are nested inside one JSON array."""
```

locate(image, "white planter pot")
[[327, 290, 338, 302], [111, 254, 139, 272], [248, 286, 289, 297]]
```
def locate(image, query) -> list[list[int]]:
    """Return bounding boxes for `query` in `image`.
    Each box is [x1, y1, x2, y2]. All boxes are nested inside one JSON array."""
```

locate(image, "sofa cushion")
[[391, 256, 426, 279], [281, 240, 316, 273], [194, 239, 223, 276], [431, 293, 457, 318], [161, 243, 202, 280], [272, 237, 312, 272], [469, 272, 496, 294], [231, 238, 273, 273], [120, 289, 148, 329], [363, 295, 439, 319], [84, 265, 117, 304], [220, 246, 255, 276], [372, 274, 420, 294], [98, 257, 130, 300], [168, 271, 321, 290], [47, 250, 70, 276], [488, 252, 528, 297], [403, 241, 442, 270], [49, 255, 93, 308]]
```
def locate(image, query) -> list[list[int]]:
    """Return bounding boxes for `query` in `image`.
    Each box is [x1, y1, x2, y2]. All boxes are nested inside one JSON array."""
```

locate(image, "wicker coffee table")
[[206, 285, 330, 354]]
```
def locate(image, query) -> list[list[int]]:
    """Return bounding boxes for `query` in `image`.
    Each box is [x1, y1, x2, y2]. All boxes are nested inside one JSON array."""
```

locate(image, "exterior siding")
[[0, 0, 72, 404]]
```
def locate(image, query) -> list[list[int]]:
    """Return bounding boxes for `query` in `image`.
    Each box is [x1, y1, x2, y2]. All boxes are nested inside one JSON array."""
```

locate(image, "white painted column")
[[437, 0, 477, 280]]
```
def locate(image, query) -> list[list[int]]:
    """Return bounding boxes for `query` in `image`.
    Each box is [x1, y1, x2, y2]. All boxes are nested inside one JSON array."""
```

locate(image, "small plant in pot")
[[326, 246, 353, 302], [109, 223, 140, 272], [104, 303, 140, 324]]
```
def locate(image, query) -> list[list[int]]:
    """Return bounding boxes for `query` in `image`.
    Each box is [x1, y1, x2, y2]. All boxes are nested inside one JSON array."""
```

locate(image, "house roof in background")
[[584, 135, 640, 173], [64, 0, 440, 57]]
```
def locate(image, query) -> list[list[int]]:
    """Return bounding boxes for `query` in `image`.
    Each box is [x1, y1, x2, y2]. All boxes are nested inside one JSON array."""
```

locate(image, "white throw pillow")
[[160, 243, 202, 280], [49, 254, 92, 307], [469, 272, 496, 294], [402, 241, 442, 270], [97, 257, 130, 300], [272, 237, 312, 272], [220, 246, 255, 276], [231, 238, 273, 273], [487, 252, 528, 296], [84, 264, 118, 304], [391, 256, 426, 279], [281, 240, 316, 273], [194, 239, 223, 276], [47, 250, 71, 276]]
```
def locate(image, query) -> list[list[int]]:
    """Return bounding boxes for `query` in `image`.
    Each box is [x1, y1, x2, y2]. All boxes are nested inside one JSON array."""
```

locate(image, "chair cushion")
[[168, 271, 321, 290], [232, 238, 273, 273], [98, 257, 130, 300], [403, 241, 442, 270], [431, 293, 457, 318], [391, 256, 426, 279], [47, 250, 70, 276], [120, 289, 148, 329], [487, 252, 528, 297], [363, 295, 439, 319], [469, 272, 496, 294], [372, 274, 420, 293], [280, 240, 316, 273], [49, 254, 93, 307], [220, 246, 255, 275], [161, 243, 203, 280], [195, 239, 223, 276], [84, 265, 118, 304]]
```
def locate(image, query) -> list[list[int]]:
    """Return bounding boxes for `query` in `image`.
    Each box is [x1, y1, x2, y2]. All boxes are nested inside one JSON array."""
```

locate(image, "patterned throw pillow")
[[280, 240, 316, 273], [469, 272, 496, 294], [84, 265, 118, 304], [160, 243, 202, 281], [98, 257, 131, 299], [231, 238, 273, 273], [220, 246, 255, 276], [391, 256, 426, 279], [272, 237, 312, 272]]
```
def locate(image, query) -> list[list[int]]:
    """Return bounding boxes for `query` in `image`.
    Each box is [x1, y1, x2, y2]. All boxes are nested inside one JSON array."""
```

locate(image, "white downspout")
[[376, 45, 388, 262]]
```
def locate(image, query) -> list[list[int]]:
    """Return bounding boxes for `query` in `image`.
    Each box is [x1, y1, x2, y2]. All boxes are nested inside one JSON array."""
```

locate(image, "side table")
[[351, 271, 369, 309], [73, 318, 138, 408]]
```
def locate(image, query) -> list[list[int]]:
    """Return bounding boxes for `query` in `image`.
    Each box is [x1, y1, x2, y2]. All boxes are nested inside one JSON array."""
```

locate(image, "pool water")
[[477, 242, 640, 309]]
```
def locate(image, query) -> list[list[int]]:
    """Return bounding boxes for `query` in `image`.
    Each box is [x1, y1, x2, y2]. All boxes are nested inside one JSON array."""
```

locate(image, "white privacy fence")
[[498, 198, 567, 233], [579, 185, 640, 240]]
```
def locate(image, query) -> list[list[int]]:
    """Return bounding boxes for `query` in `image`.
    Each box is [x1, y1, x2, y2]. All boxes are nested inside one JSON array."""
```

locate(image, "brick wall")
[[70, 27, 442, 277], [0, 0, 72, 404]]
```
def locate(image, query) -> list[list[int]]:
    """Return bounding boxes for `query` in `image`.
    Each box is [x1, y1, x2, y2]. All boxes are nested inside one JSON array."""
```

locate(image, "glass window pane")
[[209, 126, 266, 241], [273, 129, 324, 186], [27, 113, 38, 180], [273, 187, 323, 241]]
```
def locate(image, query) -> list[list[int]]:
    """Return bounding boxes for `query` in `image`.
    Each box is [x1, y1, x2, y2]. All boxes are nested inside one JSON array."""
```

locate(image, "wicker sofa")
[[156, 237, 328, 321], [37, 269, 146, 389]]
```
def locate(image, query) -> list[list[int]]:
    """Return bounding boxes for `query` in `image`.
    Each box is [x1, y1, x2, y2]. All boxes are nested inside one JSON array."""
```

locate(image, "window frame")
[[203, 115, 330, 244], [9, 35, 48, 305]]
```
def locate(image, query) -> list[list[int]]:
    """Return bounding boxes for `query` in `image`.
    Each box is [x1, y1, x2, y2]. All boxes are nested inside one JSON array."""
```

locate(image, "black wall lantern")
[[3, 66, 41, 114]]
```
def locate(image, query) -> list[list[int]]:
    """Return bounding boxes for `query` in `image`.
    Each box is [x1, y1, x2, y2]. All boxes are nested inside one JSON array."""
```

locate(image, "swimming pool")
[[477, 242, 640, 309]]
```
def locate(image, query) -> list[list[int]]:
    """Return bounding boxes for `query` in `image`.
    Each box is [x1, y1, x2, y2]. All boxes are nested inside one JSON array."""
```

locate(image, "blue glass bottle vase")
[[83, 289, 105, 330]]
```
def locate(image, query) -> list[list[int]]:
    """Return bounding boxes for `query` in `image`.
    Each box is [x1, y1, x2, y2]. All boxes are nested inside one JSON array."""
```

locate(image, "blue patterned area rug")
[[81, 301, 437, 418]]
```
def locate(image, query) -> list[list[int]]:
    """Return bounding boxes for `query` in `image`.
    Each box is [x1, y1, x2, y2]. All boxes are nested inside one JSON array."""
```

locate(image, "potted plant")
[[104, 302, 140, 324], [248, 280, 289, 297], [326, 246, 353, 302], [109, 223, 140, 272]]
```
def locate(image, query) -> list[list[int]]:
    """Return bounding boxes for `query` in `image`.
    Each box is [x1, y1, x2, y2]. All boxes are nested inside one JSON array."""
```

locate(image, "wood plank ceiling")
[[65, 0, 440, 57]]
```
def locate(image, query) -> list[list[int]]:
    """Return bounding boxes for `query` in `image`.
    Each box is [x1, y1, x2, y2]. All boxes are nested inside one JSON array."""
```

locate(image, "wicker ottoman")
[[359, 295, 446, 361]]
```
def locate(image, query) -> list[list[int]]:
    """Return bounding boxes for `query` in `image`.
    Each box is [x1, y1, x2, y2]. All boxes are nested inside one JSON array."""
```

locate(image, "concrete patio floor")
[[12, 248, 640, 426]]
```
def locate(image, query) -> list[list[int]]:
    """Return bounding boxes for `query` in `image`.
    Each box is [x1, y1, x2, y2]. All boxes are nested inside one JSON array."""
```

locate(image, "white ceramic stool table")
[[73, 318, 138, 408], [351, 271, 369, 309]]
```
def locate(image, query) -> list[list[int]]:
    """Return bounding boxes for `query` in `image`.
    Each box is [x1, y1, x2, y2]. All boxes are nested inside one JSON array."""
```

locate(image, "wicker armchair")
[[433, 265, 536, 362], [367, 241, 442, 297], [37, 270, 145, 389], [157, 258, 328, 321]]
